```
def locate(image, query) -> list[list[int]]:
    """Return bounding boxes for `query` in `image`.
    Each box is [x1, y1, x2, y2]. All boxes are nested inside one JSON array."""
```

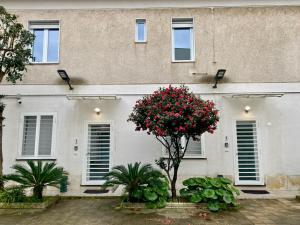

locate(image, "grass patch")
[[0, 196, 60, 209]]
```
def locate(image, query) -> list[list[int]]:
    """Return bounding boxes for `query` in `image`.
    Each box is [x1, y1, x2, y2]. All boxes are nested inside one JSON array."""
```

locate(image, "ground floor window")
[[20, 113, 56, 158], [163, 136, 204, 158]]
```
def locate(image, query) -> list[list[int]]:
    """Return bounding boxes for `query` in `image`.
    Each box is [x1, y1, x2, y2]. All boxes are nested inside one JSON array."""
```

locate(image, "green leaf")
[[231, 199, 238, 207], [182, 178, 198, 187], [203, 189, 215, 199], [179, 188, 192, 197], [223, 194, 232, 204], [219, 177, 232, 184], [207, 201, 220, 212], [215, 189, 225, 196], [190, 193, 202, 203], [210, 179, 222, 188], [156, 197, 167, 208], [143, 190, 158, 201]]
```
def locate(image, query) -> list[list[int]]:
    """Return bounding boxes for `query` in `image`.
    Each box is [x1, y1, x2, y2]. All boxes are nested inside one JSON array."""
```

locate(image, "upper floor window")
[[135, 19, 146, 42], [172, 18, 194, 62], [29, 21, 60, 63], [20, 113, 56, 158]]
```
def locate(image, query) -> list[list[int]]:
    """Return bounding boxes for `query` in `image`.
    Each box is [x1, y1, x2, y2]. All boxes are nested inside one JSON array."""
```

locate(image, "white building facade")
[[1, 0, 300, 196]]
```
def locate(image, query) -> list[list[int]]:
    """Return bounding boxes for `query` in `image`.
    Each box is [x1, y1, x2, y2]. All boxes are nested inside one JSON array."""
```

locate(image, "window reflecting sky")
[[32, 28, 59, 62], [174, 28, 191, 49], [33, 29, 44, 62], [47, 29, 59, 62], [137, 22, 145, 41]]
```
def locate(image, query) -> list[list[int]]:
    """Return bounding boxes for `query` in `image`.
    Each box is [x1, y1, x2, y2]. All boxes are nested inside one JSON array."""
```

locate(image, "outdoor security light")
[[212, 69, 226, 88], [244, 105, 251, 113], [94, 107, 101, 115], [57, 69, 73, 90]]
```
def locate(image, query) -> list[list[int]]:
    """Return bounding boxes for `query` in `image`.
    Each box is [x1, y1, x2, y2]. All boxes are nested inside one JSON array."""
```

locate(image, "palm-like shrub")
[[6, 160, 67, 200], [104, 162, 162, 202]]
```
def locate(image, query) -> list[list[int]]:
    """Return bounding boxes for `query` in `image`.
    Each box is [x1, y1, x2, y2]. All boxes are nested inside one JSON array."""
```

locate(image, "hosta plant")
[[180, 177, 240, 212], [132, 171, 169, 209]]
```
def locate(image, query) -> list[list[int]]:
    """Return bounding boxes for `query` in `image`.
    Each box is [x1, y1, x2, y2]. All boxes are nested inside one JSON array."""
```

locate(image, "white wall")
[[2, 84, 300, 193]]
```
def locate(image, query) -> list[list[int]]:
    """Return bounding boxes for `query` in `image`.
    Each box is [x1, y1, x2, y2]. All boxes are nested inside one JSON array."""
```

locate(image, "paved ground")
[[0, 198, 299, 225]]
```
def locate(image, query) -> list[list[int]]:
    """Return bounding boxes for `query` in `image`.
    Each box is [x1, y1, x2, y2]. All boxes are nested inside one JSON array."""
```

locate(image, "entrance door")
[[235, 120, 263, 185], [83, 122, 111, 185]]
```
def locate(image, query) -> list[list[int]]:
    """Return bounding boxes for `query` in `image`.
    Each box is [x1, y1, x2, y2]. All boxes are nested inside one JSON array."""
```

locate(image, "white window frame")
[[29, 20, 60, 64], [171, 18, 195, 62], [162, 135, 205, 159], [18, 112, 57, 160], [135, 19, 147, 43]]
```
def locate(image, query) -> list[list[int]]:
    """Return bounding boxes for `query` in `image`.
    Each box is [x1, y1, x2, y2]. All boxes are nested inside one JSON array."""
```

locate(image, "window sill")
[[16, 157, 57, 161], [135, 41, 147, 44], [30, 62, 59, 65], [172, 60, 195, 63]]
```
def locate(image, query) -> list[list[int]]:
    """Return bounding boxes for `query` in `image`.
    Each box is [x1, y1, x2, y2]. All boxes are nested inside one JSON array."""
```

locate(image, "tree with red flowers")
[[128, 85, 219, 198]]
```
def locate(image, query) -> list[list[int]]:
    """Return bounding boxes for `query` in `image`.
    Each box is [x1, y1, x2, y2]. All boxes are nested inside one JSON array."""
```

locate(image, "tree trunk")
[[0, 107, 4, 190], [33, 186, 44, 200], [170, 165, 179, 199]]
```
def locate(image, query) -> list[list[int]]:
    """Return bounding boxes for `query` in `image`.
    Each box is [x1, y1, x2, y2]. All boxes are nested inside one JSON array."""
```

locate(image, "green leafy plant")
[[104, 162, 169, 208], [180, 177, 240, 212], [0, 5, 35, 190], [104, 162, 162, 202], [132, 171, 169, 209], [6, 160, 67, 200], [0, 186, 25, 203]]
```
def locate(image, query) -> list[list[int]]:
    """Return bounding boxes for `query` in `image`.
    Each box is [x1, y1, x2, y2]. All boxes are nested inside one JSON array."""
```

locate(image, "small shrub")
[[133, 172, 169, 209], [6, 160, 68, 200], [180, 177, 240, 212], [0, 186, 26, 203], [104, 162, 169, 208]]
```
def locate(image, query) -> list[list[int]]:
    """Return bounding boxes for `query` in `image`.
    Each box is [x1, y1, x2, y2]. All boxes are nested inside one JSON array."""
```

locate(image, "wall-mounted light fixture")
[[57, 70, 73, 90], [244, 105, 251, 113], [16, 94, 22, 104], [212, 69, 226, 88], [94, 107, 101, 115]]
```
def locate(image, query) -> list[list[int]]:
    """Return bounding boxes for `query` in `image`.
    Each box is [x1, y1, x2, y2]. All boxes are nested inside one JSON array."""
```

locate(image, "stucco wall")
[[2, 6, 300, 85], [2, 84, 300, 193]]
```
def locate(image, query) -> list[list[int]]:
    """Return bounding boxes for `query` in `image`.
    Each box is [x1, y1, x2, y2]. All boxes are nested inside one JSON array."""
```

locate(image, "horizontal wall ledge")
[[1, 83, 300, 97], [2, 0, 300, 10]]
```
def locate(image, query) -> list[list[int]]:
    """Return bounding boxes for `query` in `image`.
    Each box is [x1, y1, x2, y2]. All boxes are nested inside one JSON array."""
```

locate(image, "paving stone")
[[0, 198, 299, 225]]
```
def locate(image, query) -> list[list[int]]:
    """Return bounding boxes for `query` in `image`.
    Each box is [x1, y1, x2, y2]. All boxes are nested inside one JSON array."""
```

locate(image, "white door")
[[234, 120, 263, 185], [82, 122, 111, 185]]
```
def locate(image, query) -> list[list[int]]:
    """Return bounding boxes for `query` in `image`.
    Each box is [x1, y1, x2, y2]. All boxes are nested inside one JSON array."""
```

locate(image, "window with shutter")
[[162, 136, 204, 158], [20, 113, 56, 158]]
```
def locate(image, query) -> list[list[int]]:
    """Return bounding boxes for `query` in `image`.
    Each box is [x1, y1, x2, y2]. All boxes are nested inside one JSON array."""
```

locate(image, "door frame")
[[81, 120, 114, 185], [233, 119, 264, 185]]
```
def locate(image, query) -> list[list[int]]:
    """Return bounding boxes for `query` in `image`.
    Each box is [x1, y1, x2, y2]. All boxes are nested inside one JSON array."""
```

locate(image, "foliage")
[[128, 85, 219, 198], [104, 162, 169, 208], [104, 162, 161, 202], [60, 175, 68, 193], [0, 5, 34, 190], [5, 160, 67, 200], [0, 186, 25, 203], [0, 6, 34, 83], [131, 171, 169, 209], [180, 177, 240, 212]]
